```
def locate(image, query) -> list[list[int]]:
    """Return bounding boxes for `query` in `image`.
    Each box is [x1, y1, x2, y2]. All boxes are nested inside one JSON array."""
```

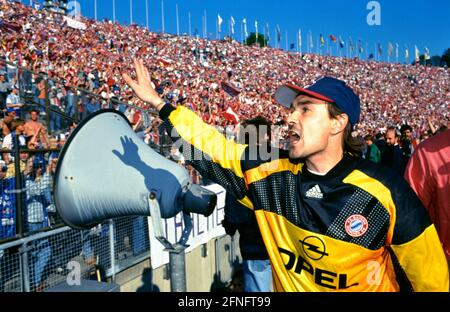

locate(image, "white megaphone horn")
[[54, 109, 217, 239]]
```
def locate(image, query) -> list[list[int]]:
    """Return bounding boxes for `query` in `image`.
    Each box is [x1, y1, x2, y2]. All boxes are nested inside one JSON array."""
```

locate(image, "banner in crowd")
[[63, 16, 86, 30], [148, 184, 227, 269]]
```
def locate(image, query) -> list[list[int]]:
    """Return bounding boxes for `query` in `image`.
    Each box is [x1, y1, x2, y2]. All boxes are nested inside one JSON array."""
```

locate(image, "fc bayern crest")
[[345, 214, 368, 237]]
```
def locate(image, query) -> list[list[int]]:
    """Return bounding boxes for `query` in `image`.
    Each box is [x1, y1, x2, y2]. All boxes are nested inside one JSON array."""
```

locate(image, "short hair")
[[240, 115, 271, 145], [400, 124, 412, 133], [364, 134, 374, 141], [10, 119, 25, 131], [387, 126, 400, 137], [327, 103, 363, 155]]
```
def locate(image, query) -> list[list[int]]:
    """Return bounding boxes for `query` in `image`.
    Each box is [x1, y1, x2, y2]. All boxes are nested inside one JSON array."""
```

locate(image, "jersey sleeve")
[[159, 104, 250, 206]]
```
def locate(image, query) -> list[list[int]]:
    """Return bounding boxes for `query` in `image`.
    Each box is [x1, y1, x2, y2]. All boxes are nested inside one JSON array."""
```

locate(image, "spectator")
[[381, 127, 405, 175], [399, 124, 418, 161], [24, 157, 52, 291], [2, 118, 26, 164], [5, 86, 23, 118], [404, 129, 450, 280], [0, 159, 15, 239], [24, 109, 48, 147], [363, 134, 381, 163], [222, 116, 272, 292], [0, 75, 11, 114]]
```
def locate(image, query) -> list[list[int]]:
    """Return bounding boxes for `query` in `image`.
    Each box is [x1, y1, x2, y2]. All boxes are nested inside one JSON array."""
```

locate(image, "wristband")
[[155, 100, 165, 111]]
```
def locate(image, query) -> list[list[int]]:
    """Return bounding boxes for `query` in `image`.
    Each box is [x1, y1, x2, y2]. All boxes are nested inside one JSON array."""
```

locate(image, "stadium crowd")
[[0, 1, 448, 138]]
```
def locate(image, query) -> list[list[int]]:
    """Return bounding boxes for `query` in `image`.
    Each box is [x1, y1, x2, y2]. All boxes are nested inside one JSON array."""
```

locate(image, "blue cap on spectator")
[[33, 157, 45, 169], [275, 76, 361, 127]]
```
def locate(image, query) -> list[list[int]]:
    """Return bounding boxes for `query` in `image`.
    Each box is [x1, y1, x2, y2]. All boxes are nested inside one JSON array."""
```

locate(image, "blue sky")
[[32, 0, 450, 63]]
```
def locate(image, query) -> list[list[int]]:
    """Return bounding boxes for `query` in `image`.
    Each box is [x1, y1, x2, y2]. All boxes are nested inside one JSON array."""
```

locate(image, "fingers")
[[134, 58, 146, 84], [133, 58, 143, 79], [122, 73, 138, 89], [137, 59, 150, 85]]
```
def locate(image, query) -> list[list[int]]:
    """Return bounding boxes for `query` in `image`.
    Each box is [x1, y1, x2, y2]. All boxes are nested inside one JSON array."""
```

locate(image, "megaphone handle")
[[148, 193, 173, 250], [178, 211, 193, 247]]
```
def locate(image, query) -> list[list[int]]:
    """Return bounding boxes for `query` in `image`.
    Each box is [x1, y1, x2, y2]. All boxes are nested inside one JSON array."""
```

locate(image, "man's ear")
[[331, 113, 348, 135]]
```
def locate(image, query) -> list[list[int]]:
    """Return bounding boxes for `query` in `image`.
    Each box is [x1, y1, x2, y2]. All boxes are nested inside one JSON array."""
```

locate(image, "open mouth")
[[287, 130, 302, 145]]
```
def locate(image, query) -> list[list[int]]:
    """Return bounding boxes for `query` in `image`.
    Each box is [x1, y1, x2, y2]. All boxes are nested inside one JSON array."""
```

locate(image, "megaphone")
[[54, 109, 217, 231]]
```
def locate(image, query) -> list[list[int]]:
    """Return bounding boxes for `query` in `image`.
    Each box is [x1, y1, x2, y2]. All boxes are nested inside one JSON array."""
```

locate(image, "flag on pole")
[[349, 37, 354, 52], [223, 106, 240, 123], [320, 34, 325, 46], [358, 40, 364, 53], [378, 43, 383, 56], [255, 20, 258, 39], [298, 29, 302, 50], [388, 42, 393, 57], [405, 46, 409, 62], [329, 34, 337, 42], [309, 31, 313, 49], [217, 14, 223, 33], [230, 16, 235, 35], [395, 43, 399, 59], [339, 36, 345, 48], [243, 18, 248, 38], [265, 23, 270, 42], [414, 45, 420, 62], [221, 81, 241, 97], [276, 25, 281, 45], [424, 47, 430, 60]]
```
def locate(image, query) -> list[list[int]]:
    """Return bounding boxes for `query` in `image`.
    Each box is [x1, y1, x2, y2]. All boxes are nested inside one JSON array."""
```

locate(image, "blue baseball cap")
[[275, 76, 361, 127]]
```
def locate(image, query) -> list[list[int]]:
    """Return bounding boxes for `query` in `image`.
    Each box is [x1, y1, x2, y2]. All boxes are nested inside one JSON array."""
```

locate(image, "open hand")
[[122, 59, 163, 109]]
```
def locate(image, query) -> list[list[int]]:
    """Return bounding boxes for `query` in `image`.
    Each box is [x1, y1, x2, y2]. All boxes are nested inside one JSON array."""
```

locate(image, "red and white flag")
[[223, 106, 240, 123]]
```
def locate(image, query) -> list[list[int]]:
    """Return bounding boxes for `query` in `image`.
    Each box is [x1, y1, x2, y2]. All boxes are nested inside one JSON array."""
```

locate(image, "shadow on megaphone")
[[54, 109, 216, 231]]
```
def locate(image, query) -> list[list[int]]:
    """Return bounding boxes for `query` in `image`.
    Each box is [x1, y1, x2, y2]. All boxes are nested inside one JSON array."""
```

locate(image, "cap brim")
[[275, 83, 334, 108]]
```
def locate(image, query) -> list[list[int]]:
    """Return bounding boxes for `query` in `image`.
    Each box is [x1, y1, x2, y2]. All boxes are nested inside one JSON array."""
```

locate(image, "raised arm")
[[122, 59, 250, 203]]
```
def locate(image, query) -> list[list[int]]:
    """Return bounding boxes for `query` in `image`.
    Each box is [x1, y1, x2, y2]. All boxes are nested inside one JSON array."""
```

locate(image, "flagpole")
[[365, 42, 368, 60], [188, 11, 191, 36], [374, 43, 377, 62], [202, 15, 205, 38], [285, 30, 288, 51], [316, 36, 319, 54], [346, 38, 348, 58], [307, 31, 310, 54], [112, 0, 116, 23], [263, 24, 266, 48], [396, 44, 399, 63], [241, 21, 243, 44], [94, 0, 97, 20], [204, 10, 207, 39], [161, 0, 165, 33], [130, 0, 133, 25], [176, 4, 179, 36], [146, 0, 149, 30], [276, 26, 278, 49]]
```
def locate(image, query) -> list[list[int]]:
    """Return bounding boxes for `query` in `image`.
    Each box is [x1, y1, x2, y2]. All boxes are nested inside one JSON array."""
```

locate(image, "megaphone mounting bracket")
[[148, 192, 193, 251]]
